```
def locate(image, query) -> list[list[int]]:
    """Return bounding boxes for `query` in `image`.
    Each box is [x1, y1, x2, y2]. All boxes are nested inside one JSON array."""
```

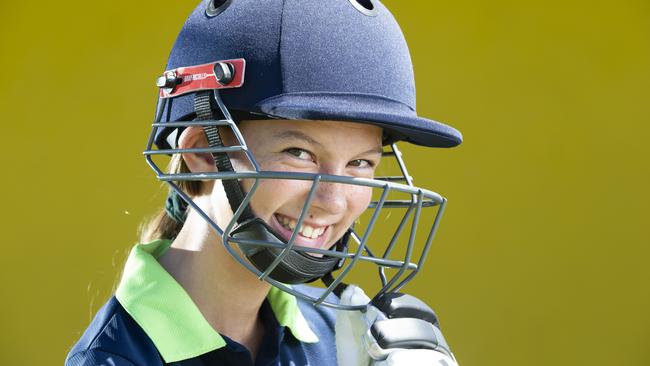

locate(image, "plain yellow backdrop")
[[1, 1, 648, 365]]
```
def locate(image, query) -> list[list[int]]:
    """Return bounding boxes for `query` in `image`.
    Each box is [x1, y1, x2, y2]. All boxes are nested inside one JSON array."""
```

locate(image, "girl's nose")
[[309, 180, 348, 216]]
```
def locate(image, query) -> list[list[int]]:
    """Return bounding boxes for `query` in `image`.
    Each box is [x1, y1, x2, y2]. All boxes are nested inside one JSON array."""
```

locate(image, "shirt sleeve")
[[65, 349, 137, 366]]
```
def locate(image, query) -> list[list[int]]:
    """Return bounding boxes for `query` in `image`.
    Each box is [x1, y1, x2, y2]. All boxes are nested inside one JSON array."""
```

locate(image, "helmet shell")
[[155, 0, 462, 148]]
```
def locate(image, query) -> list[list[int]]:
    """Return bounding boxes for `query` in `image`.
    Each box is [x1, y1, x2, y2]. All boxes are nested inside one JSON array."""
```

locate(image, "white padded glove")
[[335, 284, 382, 366], [336, 285, 459, 366], [373, 349, 458, 366]]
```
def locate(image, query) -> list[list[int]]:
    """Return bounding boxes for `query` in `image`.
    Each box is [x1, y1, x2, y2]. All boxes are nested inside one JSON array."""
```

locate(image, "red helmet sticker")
[[157, 58, 246, 98]]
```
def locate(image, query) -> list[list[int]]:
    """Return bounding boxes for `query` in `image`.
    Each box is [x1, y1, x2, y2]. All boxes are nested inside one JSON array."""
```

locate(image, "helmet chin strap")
[[194, 91, 254, 222], [194, 91, 345, 285]]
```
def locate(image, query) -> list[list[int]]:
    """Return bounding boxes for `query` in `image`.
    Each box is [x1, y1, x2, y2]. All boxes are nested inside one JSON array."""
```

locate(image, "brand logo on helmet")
[[182, 73, 213, 83], [157, 59, 246, 99]]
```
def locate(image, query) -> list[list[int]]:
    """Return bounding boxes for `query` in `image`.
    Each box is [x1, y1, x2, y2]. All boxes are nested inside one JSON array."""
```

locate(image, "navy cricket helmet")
[[145, 0, 462, 310], [153, 0, 461, 149]]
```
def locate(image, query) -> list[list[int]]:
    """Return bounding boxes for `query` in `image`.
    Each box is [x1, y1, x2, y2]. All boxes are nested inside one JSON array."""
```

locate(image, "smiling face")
[[229, 119, 383, 253]]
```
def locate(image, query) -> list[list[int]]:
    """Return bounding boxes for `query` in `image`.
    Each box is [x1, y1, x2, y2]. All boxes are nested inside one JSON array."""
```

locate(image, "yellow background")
[[1, 0, 648, 365]]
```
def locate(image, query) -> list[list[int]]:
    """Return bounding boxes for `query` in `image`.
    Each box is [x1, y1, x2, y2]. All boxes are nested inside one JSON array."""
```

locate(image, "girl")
[[66, 1, 462, 365]]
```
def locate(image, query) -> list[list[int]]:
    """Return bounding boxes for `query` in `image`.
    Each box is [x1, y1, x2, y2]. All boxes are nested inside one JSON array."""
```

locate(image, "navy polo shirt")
[[66, 239, 339, 365]]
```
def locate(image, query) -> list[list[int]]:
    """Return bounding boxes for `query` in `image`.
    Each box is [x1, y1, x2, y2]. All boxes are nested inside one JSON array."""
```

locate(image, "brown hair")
[[138, 154, 201, 243]]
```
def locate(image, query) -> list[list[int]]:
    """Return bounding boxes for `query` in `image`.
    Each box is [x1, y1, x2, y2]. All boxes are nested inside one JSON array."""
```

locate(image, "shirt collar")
[[115, 239, 319, 363]]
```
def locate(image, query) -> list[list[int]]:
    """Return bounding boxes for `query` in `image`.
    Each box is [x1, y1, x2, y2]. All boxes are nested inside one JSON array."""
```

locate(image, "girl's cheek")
[[348, 186, 373, 216], [250, 179, 312, 216]]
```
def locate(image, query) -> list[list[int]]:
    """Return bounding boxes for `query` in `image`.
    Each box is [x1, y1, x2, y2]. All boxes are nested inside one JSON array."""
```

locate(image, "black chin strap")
[[321, 272, 349, 298], [194, 91, 253, 222]]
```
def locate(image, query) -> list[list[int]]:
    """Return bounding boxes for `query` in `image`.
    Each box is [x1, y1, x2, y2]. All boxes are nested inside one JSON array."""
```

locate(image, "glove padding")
[[335, 284, 383, 366], [336, 285, 459, 366], [375, 349, 457, 366]]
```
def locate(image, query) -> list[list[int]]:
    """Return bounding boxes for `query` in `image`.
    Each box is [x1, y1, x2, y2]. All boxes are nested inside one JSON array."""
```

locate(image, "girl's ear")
[[178, 126, 216, 173]]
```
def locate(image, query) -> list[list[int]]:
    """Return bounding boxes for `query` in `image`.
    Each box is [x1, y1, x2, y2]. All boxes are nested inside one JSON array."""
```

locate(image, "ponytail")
[[138, 154, 202, 242]]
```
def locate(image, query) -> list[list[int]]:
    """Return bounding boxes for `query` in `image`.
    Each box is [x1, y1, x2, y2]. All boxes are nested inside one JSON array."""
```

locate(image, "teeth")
[[313, 227, 324, 238], [276, 214, 326, 239], [302, 226, 314, 238]]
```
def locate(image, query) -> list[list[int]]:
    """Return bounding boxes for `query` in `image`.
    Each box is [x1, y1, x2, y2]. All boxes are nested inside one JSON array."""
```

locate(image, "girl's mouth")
[[270, 213, 331, 250]]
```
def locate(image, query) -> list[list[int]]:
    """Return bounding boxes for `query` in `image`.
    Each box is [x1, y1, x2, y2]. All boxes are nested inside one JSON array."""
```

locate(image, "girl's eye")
[[349, 159, 374, 168], [284, 148, 314, 162]]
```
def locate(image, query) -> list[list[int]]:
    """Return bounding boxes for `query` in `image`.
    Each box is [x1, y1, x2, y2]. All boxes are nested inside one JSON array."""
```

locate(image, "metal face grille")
[[144, 91, 447, 311]]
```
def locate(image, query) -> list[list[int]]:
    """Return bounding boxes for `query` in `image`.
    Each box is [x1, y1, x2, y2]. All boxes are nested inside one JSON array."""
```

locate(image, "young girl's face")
[[232, 119, 383, 253]]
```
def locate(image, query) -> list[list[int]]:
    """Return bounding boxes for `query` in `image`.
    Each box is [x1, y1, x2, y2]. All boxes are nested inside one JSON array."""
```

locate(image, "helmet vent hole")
[[349, 0, 378, 16], [206, 0, 232, 18], [356, 0, 373, 10]]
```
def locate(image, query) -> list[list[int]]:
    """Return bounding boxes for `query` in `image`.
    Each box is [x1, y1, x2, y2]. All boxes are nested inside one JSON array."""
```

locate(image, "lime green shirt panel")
[[268, 286, 319, 343], [115, 239, 318, 363], [115, 240, 225, 362]]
